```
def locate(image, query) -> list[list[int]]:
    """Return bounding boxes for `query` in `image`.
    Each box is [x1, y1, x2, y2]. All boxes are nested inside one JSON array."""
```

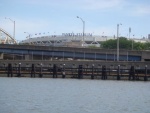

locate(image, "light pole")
[[129, 27, 131, 39], [53, 32, 56, 47], [77, 16, 85, 47], [132, 35, 134, 50], [117, 23, 122, 61], [24, 32, 31, 44], [5, 17, 15, 41], [24, 32, 31, 39]]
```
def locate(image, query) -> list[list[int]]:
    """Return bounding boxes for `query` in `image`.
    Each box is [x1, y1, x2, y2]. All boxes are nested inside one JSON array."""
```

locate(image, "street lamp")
[[24, 32, 31, 44], [24, 32, 31, 39], [117, 23, 122, 61], [77, 16, 85, 47], [129, 27, 131, 39], [5, 17, 15, 41], [132, 35, 134, 50]]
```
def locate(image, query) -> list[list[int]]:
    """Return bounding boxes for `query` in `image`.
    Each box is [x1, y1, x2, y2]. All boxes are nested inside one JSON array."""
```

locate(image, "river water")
[[0, 77, 150, 113]]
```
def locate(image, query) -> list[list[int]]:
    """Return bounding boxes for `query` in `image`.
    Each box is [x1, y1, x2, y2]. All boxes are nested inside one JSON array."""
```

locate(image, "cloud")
[[21, 0, 124, 10], [136, 6, 150, 15], [130, 3, 150, 16], [79, 0, 124, 10]]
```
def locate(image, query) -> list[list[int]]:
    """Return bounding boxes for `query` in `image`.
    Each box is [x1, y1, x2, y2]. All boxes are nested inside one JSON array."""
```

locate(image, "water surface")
[[0, 77, 150, 113]]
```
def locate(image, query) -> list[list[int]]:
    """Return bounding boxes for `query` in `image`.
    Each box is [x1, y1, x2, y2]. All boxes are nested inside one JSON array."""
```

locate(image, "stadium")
[[0, 27, 149, 47], [20, 32, 148, 47]]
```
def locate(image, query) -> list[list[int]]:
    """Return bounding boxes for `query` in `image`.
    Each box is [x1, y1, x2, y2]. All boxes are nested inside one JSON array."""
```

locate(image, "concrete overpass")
[[0, 44, 150, 61]]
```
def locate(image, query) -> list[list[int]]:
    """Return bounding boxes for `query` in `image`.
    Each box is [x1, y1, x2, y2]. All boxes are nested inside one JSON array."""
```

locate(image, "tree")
[[133, 42, 145, 50], [144, 42, 150, 50], [101, 37, 150, 50], [101, 39, 117, 49], [101, 37, 132, 49]]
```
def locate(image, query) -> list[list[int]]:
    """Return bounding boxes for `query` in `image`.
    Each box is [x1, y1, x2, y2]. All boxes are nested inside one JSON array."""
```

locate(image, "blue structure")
[[0, 48, 141, 61]]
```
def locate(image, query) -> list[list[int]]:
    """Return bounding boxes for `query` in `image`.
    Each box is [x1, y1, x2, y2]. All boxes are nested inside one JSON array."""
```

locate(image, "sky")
[[0, 0, 150, 41]]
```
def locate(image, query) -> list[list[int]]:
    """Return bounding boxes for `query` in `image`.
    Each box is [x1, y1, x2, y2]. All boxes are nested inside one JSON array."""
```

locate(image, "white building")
[[20, 33, 149, 47]]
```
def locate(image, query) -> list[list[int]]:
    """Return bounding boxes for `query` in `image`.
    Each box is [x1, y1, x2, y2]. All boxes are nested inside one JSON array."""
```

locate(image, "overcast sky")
[[0, 0, 150, 41]]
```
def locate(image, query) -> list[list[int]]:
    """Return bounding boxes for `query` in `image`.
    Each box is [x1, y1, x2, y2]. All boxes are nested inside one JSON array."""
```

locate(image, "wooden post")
[[102, 65, 107, 80], [31, 64, 35, 77], [53, 64, 57, 78], [39, 63, 43, 78], [78, 65, 83, 79], [144, 65, 148, 81], [117, 65, 120, 80], [129, 66, 135, 80], [91, 64, 94, 79], [62, 64, 66, 78], [7, 63, 13, 77], [17, 63, 21, 77], [132, 66, 135, 80]]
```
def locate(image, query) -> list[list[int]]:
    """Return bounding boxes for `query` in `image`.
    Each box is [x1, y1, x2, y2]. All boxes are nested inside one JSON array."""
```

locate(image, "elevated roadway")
[[0, 44, 150, 61]]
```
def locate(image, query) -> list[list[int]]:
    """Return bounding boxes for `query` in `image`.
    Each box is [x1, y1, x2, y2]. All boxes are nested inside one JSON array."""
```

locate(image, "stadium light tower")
[[77, 16, 85, 46], [129, 27, 131, 39], [132, 35, 134, 50], [117, 23, 122, 61]]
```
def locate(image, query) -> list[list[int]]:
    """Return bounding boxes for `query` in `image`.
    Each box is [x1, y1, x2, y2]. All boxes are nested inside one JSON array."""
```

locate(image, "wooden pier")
[[0, 63, 149, 81]]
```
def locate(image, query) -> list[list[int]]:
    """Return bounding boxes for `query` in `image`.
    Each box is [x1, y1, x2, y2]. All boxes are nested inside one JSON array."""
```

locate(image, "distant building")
[[148, 34, 150, 39]]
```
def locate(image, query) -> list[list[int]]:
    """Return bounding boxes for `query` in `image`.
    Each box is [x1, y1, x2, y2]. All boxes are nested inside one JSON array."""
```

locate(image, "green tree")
[[101, 37, 132, 49], [133, 42, 145, 50], [101, 39, 117, 49], [119, 37, 132, 49], [144, 42, 150, 50], [100, 37, 149, 50]]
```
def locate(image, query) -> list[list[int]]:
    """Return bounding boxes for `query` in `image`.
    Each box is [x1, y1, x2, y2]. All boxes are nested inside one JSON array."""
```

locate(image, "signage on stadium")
[[62, 33, 93, 37]]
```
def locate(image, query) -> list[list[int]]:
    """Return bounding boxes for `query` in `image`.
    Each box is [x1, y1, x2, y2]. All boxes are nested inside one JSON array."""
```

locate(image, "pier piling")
[[144, 65, 148, 81], [129, 66, 135, 80], [7, 63, 13, 77], [17, 63, 21, 77], [91, 64, 94, 79], [102, 65, 107, 80], [53, 64, 57, 78], [0, 62, 149, 81], [117, 65, 120, 80], [78, 65, 83, 79], [39, 63, 43, 78], [62, 64, 66, 78], [31, 64, 35, 77]]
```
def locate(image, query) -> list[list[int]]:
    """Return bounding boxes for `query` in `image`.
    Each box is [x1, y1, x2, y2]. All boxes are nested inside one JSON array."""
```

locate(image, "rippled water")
[[0, 77, 150, 113]]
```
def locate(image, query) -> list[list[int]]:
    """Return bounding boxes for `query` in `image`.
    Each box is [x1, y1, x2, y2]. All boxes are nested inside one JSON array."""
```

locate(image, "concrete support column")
[[0, 53, 4, 59], [25, 55, 31, 60]]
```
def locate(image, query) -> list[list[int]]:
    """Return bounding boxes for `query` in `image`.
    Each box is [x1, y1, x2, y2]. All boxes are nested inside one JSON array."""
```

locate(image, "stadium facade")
[[20, 33, 149, 47]]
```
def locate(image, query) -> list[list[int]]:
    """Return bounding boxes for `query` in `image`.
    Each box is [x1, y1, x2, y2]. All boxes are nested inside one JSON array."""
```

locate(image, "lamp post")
[[24, 32, 31, 44], [117, 23, 122, 61], [129, 27, 131, 39], [24, 32, 31, 39], [53, 32, 56, 47], [5, 17, 15, 40], [77, 16, 85, 47], [132, 35, 134, 50]]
